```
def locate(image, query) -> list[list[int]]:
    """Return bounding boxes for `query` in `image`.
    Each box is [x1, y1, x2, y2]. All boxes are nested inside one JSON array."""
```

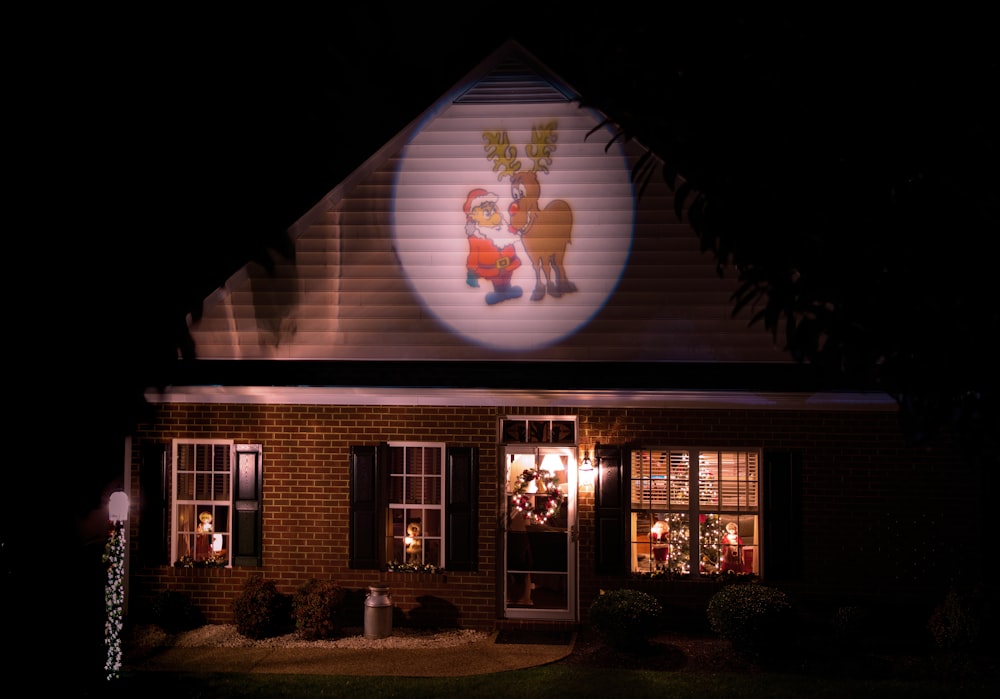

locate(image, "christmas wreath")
[[510, 468, 564, 524]]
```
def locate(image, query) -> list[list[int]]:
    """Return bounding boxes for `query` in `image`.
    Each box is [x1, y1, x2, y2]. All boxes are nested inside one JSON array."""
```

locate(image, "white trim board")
[[145, 386, 897, 411]]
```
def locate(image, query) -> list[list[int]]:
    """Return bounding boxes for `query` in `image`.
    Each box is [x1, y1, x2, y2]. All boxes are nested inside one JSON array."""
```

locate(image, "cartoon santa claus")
[[463, 188, 523, 305]]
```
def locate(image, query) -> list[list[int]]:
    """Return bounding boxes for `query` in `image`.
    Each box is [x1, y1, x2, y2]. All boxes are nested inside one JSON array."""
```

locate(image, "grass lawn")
[[107, 662, 991, 698]]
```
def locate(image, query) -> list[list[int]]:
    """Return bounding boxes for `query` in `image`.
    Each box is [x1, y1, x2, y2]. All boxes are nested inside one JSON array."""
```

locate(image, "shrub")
[[293, 578, 348, 640], [150, 589, 205, 633], [928, 583, 989, 652], [233, 575, 292, 640], [831, 604, 871, 644], [706, 582, 797, 662], [588, 588, 664, 650]]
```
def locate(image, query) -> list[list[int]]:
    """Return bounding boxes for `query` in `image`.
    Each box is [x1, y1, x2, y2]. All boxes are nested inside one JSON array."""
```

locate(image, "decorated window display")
[[630, 448, 759, 577], [386, 443, 445, 571], [171, 439, 233, 567]]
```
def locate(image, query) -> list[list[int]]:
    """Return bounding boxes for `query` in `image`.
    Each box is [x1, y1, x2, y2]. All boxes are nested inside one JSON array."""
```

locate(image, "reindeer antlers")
[[526, 121, 557, 175], [483, 121, 558, 181], [483, 131, 521, 181]]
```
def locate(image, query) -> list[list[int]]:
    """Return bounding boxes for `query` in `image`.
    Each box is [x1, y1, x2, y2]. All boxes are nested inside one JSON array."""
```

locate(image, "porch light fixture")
[[578, 450, 594, 489]]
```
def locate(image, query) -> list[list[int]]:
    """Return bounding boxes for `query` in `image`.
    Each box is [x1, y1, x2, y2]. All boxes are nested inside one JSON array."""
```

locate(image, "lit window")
[[349, 443, 477, 572], [172, 440, 232, 567], [387, 443, 445, 568], [630, 449, 759, 576]]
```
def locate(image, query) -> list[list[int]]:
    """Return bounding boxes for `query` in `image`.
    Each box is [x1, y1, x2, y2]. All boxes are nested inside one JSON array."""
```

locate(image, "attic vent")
[[455, 57, 575, 104]]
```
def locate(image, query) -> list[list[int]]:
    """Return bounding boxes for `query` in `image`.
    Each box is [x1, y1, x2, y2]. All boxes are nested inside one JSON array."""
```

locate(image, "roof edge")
[[144, 385, 896, 411]]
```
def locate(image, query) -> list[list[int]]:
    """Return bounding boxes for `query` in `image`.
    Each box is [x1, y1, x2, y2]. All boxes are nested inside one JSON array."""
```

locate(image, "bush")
[[706, 583, 797, 662], [150, 589, 205, 633], [831, 604, 871, 644], [588, 588, 664, 650], [928, 583, 990, 652], [293, 579, 348, 640], [233, 575, 292, 640]]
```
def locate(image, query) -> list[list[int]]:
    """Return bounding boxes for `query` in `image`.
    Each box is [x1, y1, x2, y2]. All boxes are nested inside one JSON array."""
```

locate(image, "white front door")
[[503, 446, 577, 621]]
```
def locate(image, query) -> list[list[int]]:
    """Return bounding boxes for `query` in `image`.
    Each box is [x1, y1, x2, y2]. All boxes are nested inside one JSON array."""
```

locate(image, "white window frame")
[[171, 438, 234, 567], [630, 447, 760, 577], [387, 442, 446, 569]]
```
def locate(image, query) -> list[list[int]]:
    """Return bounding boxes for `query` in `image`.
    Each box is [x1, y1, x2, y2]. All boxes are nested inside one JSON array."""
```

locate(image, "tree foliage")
[[564, 12, 998, 448]]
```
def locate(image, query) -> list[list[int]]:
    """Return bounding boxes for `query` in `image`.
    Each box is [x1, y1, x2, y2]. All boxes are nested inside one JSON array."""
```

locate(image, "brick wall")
[[128, 403, 977, 630]]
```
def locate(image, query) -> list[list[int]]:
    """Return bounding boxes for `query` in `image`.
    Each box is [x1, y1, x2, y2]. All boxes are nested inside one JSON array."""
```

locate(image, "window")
[[501, 417, 576, 444], [170, 439, 263, 567], [630, 448, 759, 576], [388, 443, 444, 568], [172, 440, 231, 566], [349, 443, 478, 572]]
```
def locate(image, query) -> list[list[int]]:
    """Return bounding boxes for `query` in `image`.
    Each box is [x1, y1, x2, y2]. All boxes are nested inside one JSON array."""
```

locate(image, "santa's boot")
[[486, 282, 523, 305]]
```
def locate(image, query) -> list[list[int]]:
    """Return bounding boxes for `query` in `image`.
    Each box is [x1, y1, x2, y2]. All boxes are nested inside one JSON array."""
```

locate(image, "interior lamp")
[[541, 453, 567, 471]]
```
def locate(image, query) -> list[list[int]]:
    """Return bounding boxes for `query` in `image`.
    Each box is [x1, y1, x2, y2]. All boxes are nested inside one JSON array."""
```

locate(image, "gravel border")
[[128, 624, 491, 651]]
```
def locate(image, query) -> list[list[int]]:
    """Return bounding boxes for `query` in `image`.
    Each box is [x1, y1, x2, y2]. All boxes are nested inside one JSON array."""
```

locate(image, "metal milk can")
[[363, 585, 393, 639]]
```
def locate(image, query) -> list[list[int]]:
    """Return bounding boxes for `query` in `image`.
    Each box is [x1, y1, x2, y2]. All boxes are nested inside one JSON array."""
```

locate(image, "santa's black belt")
[[479, 256, 512, 271]]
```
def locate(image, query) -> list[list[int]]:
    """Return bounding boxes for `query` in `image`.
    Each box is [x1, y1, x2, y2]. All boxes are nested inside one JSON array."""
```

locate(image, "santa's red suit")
[[720, 532, 744, 572], [466, 237, 522, 305], [467, 237, 521, 279]]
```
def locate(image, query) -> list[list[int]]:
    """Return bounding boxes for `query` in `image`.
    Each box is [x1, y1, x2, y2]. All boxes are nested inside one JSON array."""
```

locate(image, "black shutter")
[[762, 450, 803, 580], [349, 444, 387, 569], [139, 443, 168, 566], [445, 446, 478, 571], [232, 445, 263, 567], [594, 443, 627, 576]]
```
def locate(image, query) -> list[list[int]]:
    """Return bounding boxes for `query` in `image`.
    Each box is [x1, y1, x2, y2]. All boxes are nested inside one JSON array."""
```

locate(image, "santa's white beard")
[[484, 225, 519, 249]]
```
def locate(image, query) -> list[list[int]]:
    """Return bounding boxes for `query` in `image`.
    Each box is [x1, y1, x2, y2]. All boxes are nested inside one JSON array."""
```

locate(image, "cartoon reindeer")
[[483, 122, 576, 302]]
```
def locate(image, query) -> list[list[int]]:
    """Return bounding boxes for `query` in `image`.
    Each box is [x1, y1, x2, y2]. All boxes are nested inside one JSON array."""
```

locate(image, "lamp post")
[[104, 491, 128, 681], [109, 491, 129, 524]]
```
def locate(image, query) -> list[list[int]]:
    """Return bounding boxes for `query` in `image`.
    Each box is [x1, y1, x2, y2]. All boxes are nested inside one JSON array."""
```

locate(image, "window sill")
[[167, 565, 233, 576], [627, 572, 759, 584], [382, 571, 449, 585]]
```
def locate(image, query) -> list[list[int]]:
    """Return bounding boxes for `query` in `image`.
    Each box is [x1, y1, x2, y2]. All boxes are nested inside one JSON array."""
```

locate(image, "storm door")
[[503, 446, 577, 621]]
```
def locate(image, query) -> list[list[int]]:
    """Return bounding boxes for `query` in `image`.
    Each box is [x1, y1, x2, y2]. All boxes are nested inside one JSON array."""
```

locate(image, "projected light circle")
[[393, 102, 634, 351]]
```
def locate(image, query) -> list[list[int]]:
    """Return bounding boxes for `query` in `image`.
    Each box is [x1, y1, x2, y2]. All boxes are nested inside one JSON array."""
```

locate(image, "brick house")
[[123, 40, 976, 634]]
